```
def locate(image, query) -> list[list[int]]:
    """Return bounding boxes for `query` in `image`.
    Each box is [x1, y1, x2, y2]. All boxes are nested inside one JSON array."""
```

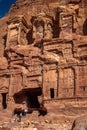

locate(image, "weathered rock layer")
[[0, 1, 87, 127]]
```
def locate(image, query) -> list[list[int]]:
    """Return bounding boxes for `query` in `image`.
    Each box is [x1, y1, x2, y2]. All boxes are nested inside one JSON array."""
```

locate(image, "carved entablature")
[[31, 12, 53, 40], [77, 45, 87, 58], [74, 44, 87, 62], [69, 0, 82, 4], [73, 37, 87, 59], [6, 15, 30, 48]]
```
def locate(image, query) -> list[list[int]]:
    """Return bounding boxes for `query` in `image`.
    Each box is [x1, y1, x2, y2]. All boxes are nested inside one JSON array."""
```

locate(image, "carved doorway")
[[14, 87, 42, 109], [50, 88, 55, 99], [27, 87, 42, 109], [43, 64, 58, 100], [27, 95, 40, 108], [1, 93, 7, 109]]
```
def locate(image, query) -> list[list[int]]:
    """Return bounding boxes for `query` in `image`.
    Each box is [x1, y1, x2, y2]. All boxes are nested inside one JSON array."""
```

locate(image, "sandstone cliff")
[[0, 0, 87, 129], [0, 0, 86, 57]]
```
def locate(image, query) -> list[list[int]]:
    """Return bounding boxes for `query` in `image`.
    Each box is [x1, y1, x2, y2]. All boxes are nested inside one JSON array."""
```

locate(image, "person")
[[22, 100, 28, 116], [18, 112, 22, 122], [24, 109, 28, 116]]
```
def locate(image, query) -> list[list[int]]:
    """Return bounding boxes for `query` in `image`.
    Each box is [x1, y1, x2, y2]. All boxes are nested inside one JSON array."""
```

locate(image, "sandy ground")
[[1, 99, 87, 130]]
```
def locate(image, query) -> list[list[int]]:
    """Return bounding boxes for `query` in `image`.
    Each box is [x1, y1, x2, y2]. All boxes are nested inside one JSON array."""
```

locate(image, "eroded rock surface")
[[0, 0, 87, 130], [72, 115, 87, 130]]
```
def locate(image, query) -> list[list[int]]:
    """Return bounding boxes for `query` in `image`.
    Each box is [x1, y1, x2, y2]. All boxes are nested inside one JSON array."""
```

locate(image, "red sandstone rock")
[[0, 0, 87, 129], [0, 57, 8, 70]]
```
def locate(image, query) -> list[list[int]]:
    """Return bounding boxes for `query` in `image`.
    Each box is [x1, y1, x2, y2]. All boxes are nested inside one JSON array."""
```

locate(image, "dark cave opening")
[[27, 95, 40, 108], [2, 93, 7, 109], [13, 87, 47, 116], [14, 87, 42, 108]]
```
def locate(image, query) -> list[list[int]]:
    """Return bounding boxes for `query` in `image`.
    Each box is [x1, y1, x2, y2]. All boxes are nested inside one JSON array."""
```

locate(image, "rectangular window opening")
[[50, 88, 54, 99]]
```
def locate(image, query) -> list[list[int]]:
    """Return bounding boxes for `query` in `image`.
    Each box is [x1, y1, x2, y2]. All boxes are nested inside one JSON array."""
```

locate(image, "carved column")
[[6, 27, 12, 48], [33, 25, 37, 39], [44, 20, 53, 40], [0, 94, 3, 110], [18, 22, 21, 44], [31, 13, 53, 41]]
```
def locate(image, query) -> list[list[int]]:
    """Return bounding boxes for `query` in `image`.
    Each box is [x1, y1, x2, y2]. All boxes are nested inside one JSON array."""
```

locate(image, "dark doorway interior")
[[28, 95, 40, 108], [50, 88, 54, 99], [26, 87, 42, 108], [14, 87, 42, 109], [13, 87, 47, 116], [2, 93, 7, 109]]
